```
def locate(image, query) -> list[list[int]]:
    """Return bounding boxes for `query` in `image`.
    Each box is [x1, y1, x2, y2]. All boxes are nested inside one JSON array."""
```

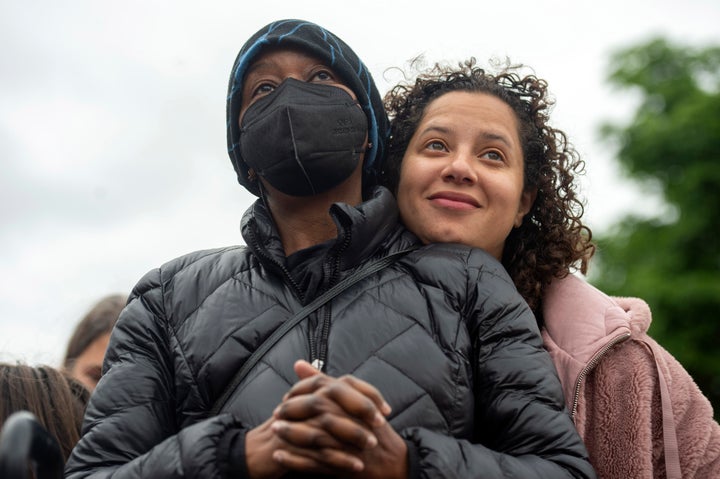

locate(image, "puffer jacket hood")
[[226, 19, 389, 196]]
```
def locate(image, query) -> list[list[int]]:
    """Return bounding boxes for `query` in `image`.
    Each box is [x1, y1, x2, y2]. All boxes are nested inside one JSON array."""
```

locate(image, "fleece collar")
[[541, 274, 652, 408]]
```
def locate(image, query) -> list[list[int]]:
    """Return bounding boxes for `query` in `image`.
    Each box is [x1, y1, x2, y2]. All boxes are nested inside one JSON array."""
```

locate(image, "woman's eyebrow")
[[418, 125, 451, 136], [419, 125, 512, 147], [480, 132, 512, 147]]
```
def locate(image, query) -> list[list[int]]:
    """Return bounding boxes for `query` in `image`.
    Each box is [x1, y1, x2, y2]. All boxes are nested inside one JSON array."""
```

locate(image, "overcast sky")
[[1, 0, 719, 366]]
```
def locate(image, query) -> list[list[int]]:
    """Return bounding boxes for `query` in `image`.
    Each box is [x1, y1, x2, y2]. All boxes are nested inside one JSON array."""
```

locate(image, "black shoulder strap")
[[209, 246, 418, 416]]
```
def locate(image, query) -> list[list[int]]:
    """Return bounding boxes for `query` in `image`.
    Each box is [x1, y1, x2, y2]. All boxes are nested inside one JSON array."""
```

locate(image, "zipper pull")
[[311, 358, 324, 371]]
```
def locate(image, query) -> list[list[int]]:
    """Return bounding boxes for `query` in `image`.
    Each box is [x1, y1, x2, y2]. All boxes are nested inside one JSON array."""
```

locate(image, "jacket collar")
[[240, 187, 411, 299], [541, 274, 652, 410]]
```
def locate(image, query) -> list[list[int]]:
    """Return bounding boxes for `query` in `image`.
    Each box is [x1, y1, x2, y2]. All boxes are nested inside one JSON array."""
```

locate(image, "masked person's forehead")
[[239, 46, 352, 116], [243, 44, 329, 79]]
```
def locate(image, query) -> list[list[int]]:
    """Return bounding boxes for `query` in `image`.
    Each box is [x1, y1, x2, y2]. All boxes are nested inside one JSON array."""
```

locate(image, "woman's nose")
[[441, 153, 477, 185]]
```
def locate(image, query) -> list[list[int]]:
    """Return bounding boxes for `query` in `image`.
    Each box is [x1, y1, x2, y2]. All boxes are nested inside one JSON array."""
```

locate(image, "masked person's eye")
[[253, 83, 276, 98], [311, 69, 334, 82]]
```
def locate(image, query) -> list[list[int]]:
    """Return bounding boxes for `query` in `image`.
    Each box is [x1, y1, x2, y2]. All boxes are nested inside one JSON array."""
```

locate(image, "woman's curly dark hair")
[[381, 58, 595, 316]]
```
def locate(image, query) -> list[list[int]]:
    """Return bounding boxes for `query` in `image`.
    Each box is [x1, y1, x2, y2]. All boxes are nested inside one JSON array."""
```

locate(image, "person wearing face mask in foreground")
[[377, 58, 720, 478], [65, 20, 596, 479]]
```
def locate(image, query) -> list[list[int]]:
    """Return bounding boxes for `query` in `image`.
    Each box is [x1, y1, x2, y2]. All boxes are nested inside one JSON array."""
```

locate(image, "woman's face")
[[69, 332, 111, 391], [397, 91, 535, 260]]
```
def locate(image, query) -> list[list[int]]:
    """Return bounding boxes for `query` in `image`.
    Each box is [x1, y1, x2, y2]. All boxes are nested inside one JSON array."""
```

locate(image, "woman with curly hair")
[[382, 59, 720, 478]]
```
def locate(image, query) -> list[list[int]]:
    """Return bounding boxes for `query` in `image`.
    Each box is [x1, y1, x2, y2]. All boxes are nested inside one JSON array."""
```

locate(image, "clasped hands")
[[245, 360, 408, 479]]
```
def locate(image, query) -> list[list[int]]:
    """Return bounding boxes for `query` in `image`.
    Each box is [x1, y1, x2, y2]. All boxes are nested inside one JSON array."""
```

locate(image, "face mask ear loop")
[[257, 178, 272, 214]]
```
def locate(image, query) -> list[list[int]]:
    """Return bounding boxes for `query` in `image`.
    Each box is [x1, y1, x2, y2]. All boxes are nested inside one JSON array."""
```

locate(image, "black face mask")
[[239, 78, 368, 197]]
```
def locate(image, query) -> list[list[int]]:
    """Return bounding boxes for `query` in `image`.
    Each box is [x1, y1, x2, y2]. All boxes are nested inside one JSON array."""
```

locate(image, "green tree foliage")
[[591, 38, 720, 419]]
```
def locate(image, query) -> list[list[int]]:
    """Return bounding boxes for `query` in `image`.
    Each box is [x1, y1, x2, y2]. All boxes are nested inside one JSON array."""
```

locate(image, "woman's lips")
[[428, 192, 480, 210]]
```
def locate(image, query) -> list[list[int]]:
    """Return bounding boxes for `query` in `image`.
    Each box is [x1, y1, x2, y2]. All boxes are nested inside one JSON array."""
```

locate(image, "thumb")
[[294, 359, 322, 380], [282, 360, 323, 402]]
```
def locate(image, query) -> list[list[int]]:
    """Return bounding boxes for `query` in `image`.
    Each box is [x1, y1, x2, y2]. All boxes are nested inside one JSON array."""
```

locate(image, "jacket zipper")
[[311, 221, 352, 371], [248, 224, 305, 303], [571, 332, 631, 419]]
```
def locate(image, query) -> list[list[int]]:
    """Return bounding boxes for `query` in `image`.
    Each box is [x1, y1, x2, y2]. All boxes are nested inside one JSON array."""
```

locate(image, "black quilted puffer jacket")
[[65, 188, 595, 479]]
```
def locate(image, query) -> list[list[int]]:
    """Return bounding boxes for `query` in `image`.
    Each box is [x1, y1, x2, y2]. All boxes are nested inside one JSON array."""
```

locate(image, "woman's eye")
[[482, 150, 503, 161], [426, 141, 447, 152], [83, 366, 102, 384]]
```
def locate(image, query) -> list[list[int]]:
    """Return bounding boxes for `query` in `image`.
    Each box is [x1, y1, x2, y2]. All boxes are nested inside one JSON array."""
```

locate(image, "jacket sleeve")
[[581, 334, 720, 478], [64, 267, 248, 479], [401, 251, 596, 479], [658, 338, 720, 477]]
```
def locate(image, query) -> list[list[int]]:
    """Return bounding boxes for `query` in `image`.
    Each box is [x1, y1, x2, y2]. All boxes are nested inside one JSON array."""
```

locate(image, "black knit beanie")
[[226, 19, 389, 196]]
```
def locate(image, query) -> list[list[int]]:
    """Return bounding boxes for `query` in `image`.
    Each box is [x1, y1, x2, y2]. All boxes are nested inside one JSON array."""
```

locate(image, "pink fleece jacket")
[[541, 274, 720, 478]]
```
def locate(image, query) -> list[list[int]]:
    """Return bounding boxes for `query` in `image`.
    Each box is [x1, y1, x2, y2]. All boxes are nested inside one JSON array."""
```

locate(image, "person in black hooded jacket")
[[64, 19, 596, 479]]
